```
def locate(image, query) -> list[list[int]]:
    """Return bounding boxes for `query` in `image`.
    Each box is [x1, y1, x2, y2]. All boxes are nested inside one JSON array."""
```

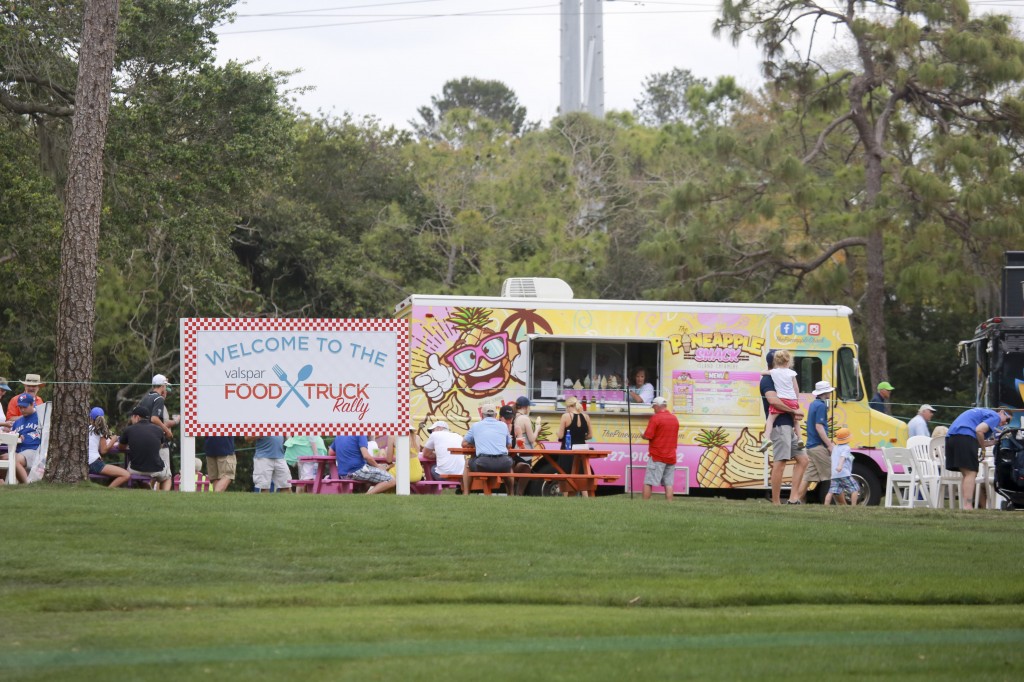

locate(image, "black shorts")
[[946, 434, 981, 472], [468, 454, 513, 473]]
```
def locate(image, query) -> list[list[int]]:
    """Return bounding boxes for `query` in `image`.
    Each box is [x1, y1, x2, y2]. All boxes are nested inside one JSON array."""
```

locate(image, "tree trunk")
[[47, 0, 120, 484]]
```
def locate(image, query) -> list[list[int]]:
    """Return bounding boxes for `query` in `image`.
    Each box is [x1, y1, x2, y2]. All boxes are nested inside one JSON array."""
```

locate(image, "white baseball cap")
[[651, 396, 668, 406], [919, 404, 936, 413], [428, 421, 448, 431]]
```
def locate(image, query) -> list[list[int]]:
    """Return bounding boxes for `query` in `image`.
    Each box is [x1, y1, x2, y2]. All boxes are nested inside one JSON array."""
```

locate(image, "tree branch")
[[0, 89, 74, 116]]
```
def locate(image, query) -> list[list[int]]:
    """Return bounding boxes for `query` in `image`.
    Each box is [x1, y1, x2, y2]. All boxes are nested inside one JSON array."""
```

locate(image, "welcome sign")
[[181, 318, 409, 436]]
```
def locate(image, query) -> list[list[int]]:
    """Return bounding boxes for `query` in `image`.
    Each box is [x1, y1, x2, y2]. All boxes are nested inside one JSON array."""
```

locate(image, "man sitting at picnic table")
[[118, 406, 173, 490], [461, 403, 513, 495], [329, 434, 396, 494]]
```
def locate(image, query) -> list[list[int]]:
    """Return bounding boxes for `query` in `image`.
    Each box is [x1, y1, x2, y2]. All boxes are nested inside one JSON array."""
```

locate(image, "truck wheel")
[[851, 461, 882, 506]]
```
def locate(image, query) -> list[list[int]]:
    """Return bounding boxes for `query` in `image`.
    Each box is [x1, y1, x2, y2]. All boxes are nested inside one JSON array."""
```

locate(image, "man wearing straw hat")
[[5, 373, 44, 421]]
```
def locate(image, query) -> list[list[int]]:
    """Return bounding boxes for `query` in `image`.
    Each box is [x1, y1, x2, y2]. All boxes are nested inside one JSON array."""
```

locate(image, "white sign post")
[[178, 318, 410, 493]]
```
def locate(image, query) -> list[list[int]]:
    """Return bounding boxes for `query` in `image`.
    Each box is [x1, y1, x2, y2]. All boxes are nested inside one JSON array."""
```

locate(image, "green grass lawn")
[[1, 486, 1022, 680]]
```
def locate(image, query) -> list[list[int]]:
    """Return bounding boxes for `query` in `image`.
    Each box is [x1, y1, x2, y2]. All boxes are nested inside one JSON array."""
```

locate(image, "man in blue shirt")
[[945, 407, 1011, 509], [461, 403, 513, 495], [249, 435, 291, 493], [329, 434, 395, 494], [869, 381, 894, 414], [759, 350, 807, 505], [793, 380, 836, 503]]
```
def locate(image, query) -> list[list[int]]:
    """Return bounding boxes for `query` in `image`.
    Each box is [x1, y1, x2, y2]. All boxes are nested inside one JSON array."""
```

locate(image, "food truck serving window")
[[530, 338, 661, 401]]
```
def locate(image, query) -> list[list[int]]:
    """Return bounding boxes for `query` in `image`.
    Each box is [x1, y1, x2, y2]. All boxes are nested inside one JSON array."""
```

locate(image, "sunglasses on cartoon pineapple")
[[443, 332, 509, 374]]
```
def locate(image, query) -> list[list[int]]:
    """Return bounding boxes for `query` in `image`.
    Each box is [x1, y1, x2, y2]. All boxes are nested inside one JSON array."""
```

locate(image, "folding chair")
[[882, 447, 917, 508], [908, 435, 939, 508], [0, 433, 19, 484], [931, 436, 963, 509]]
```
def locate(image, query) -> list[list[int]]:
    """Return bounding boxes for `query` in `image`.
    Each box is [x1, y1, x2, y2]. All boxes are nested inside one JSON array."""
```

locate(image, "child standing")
[[824, 427, 859, 505], [760, 349, 802, 452]]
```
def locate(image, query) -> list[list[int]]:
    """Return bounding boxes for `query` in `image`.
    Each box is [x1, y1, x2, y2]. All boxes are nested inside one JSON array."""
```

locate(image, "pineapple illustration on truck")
[[397, 278, 906, 503]]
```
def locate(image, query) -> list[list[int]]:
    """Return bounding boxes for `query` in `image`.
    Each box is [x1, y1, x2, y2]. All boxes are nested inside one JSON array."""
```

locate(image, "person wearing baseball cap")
[[422, 420, 466, 481], [869, 381, 895, 415], [461, 403, 513, 494], [5, 373, 44, 422], [120, 406, 172, 489], [641, 396, 680, 501], [134, 373, 180, 490], [945, 406, 1013, 509], [907, 404, 936, 439], [88, 407, 131, 488], [793, 380, 837, 504]]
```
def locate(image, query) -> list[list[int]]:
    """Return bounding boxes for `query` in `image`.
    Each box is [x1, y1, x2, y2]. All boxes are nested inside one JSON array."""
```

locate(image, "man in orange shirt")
[[642, 396, 680, 501], [5, 374, 44, 421]]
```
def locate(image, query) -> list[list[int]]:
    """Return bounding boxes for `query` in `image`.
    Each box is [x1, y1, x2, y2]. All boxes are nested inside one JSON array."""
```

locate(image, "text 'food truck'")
[[396, 278, 907, 503]]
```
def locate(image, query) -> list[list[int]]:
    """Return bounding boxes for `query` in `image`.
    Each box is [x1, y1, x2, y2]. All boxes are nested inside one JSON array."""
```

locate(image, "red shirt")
[[643, 409, 680, 464], [6, 393, 43, 420]]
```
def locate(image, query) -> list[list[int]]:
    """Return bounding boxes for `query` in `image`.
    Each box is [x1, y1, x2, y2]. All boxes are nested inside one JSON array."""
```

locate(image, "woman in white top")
[[628, 367, 655, 404], [88, 407, 130, 487]]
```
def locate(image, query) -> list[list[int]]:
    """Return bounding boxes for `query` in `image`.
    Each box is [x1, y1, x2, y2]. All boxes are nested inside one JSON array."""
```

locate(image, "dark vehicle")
[[994, 428, 1024, 511]]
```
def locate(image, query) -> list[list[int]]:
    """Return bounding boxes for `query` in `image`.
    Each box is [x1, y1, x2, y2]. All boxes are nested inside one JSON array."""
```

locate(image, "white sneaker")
[[758, 440, 772, 453]]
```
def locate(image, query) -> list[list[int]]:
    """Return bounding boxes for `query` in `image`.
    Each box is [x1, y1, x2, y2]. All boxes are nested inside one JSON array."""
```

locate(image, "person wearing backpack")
[[946, 407, 1011, 509]]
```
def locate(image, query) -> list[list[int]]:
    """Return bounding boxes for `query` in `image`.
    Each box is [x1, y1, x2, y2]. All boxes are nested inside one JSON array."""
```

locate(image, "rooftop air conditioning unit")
[[500, 277, 574, 299]]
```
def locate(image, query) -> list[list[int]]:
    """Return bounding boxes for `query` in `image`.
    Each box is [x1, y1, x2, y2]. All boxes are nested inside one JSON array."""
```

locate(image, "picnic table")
[[294, 454, 458, 494], [448, 447, 618, 496]]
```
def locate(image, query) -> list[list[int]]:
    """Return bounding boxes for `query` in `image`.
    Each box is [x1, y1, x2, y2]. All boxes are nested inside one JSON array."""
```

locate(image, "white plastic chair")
[[908, 435, 939, 508], [931, 436, 963, 509], [0, 432, 19, 484], [882, 447, 917, 508], [977, 447, 997, 510]]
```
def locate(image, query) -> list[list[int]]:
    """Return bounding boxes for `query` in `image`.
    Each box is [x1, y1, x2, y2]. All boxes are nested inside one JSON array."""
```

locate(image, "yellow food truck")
[[396, 278, 906, 503]]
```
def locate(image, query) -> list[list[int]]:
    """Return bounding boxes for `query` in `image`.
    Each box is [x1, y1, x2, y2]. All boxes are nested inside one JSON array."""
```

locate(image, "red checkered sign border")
[[181, 318, 409, 437]]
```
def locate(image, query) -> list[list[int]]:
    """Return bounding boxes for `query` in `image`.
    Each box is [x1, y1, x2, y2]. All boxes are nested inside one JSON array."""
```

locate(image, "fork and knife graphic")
[[273, 364, 313, 408]]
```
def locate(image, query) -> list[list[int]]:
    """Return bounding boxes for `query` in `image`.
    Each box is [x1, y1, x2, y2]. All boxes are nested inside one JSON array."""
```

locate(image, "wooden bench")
[[443, 472, 620, 496], [411, 479, 459, 495]]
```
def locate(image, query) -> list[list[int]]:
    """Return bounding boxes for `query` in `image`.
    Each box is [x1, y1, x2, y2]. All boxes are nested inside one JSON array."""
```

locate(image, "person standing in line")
[[641, 396, 680, 501], [759, 350, 808, 505], [945, 407, 1011, 510], [285, 434, 328, 481], [556, 396, 592, 497], [461, 403, 513, 495], [627, 367, 655, 405], [824, 428, 859, 506], [204, 436, 236, 492], [792, 381, 836, 504], [907, 405, 936, 439], [119, 407, 172, 490], [869, 381, 895, 414], [5, 373, 44, 421], [249, 435, 291, 493], [87, 407, 130, 488], [330, 434, 396, 494], [135, 374, 179, 483]]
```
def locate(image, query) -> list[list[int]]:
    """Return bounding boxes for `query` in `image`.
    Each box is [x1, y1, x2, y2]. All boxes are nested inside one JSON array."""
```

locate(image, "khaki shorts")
[[770, 425, 806, 462], [207, 454, 237, 481], [253, 458, 291, 490], [128, 466, 171, 482], [804, 445, 832, 482]]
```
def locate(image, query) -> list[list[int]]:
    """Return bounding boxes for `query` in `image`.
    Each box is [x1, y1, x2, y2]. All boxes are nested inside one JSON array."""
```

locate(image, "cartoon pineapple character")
[[444, 307, 512, 399], [696, 427, 732, 488]]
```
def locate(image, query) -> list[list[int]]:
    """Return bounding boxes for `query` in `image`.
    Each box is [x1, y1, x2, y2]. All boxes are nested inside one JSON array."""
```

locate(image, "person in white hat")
[[5, 373, 44, 422], [792, 380, 836, 504], [907, 404, 936, 439], [421, 420, 465, 480], [133, 374, 180, 491]]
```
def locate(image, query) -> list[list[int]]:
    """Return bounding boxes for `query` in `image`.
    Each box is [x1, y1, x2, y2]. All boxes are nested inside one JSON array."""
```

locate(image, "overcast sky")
[[213, 0, 769, 130]]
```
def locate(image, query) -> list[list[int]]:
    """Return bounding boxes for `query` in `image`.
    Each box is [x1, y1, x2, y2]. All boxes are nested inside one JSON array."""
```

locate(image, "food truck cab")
[[396, 278, 906, 503]]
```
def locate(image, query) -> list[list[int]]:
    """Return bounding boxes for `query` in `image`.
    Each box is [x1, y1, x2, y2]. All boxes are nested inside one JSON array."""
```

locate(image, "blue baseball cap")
[[0, 377, 11, 392], [89, 406, 105, 420], [17, 393, 35, 407]]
